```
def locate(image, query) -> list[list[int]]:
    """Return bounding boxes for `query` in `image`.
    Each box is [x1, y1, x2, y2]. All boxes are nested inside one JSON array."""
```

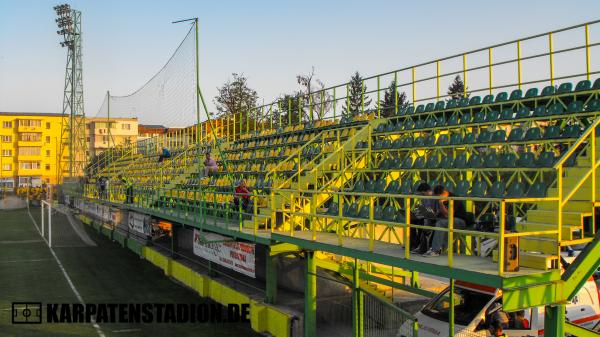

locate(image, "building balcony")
[[17, 125, 42, 133], [18, 140, 42, 147], [17, 168, 42, 176]]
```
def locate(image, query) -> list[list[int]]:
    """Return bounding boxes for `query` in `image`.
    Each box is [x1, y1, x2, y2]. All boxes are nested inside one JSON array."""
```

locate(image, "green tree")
[[447, 75, 469, 100], [277, 92, 304, 127], [379, 80, 408, 118], [343, 71, 372, 117], [213, 73, 260, 134], [296, 67, 332, 121]]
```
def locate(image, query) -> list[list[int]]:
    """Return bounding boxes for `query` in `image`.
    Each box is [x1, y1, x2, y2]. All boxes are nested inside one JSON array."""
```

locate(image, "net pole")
[[195, 19, 201, 174]]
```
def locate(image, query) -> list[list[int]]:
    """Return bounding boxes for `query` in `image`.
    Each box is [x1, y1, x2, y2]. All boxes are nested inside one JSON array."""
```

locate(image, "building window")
[[2, 121, 12, 128], [46, 150, 51, 157], [1, 135, 11, 142], [18, 147, 41, 156], [45, 164, 50, 170], [122, 123, 131, 130], [0, 178, 14, 189], [20, 133, 41, 141], [19, 162, 41, 170], [2, 164, 12, 171], [2, 149, 12, 157], [102, 136, 108, 143], [46, 122, 51, 129], [46, 136, 50, 142], [18, 119, 42, 127]]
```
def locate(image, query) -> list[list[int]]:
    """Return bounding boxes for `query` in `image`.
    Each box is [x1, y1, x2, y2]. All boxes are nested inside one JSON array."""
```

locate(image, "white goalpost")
[[41, 200, 52, 247]]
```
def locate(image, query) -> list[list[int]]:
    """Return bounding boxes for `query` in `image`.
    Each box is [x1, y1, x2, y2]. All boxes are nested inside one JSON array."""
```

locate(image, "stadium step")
[[492, 250, 558, 270], [526, 209, 590, 226], [517, 221, 581, 240], [535, 200, 592, 212], [519, 237, 558, 255]]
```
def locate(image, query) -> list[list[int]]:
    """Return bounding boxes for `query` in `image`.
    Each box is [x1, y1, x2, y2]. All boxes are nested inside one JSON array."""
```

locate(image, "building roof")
[[0, 112, 64, 117]]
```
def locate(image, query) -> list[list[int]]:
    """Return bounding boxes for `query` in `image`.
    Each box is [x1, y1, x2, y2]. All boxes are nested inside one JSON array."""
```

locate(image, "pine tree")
[[343, 71, 371, 117], [447, 75, 469, 100], [379, 80, 408, 117]]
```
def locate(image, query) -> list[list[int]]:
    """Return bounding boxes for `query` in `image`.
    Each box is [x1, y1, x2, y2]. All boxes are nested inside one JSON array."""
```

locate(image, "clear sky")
[[1, 0, 599, 120]]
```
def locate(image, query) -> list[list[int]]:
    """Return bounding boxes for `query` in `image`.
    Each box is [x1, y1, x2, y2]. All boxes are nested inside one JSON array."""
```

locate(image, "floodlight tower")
[[54, 4, 86, 180]]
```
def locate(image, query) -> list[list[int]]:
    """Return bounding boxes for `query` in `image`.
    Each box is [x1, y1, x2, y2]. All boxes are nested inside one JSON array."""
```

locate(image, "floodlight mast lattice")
[[54, 3, 86, 180]]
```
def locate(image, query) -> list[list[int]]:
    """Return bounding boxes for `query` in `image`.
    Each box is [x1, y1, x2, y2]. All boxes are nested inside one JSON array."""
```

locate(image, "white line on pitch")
[[112, 329, 142, 333], [0, 258, 52, 264], [0, 239, 43, 244]]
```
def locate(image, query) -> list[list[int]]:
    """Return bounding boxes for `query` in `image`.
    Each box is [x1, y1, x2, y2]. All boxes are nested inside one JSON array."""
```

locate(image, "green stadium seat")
[[473, 111, 486, 124], [499, 109, 513, 120], [406, 106, 415, 115], [455, 180, 470, 197], [548, 103, 565, 115], [575, 80, 591, 92], [495, 92, 508, 102], [397, 107, 408, 116], [378, 158, 391, 170], [395, 121, 404, 131], [436, 134, 449, 146], [458, 97, 470, 107], [506, 182, 526, 198], [426, 155, 440, 169], [326, 202, 339, 215], [463, 132, 477, 144], [415, 105, 425, 114], [376, 123, 387, 133], [424, 118, 436, 129], [516, 107, 530, 119], [486, 110, 500, 122], [385, 180, 401, 194], [346, 203, 359, 218], [401, 156, 413, 169], [392, 138, 403, 149], [517, 152, 536, 168], [391, 157, 402, 169], [562, 125, 581, 138], [556, 82, 573, 94], [484, 152, 500, 168], [357, 141, 368, 149], [470, 181, 488, 198], [460, 113, 472, 124], [413, 156, 426, 169], [414, 136, 425, 147], [381, 205, 397, 222], [477, 130, 493, 143], [402, 137, 414, 148], [489, 181, 506, 198], [448, 114, 459, 126], [449, 133, 462, 145], [492, 130, 506, 143], [372, 140, 382, 150], [440, 155, 453, 168], [443, 181, 456, 194], [509, 89, 523, 101], [524, 88, 539, 98], [533, 105, 547, 117], [541, 85, 555, 96], [425, 103, 435, 112], [593, 78, 600, 90], [467, 154, 484, 168], [544, 125, 561, 139], [424, 134, 436, 147], [353, 180, 365, 192], [499, 153, 517, 167], [452, 154, 468, 168], [415, 119, 425, 129], [567, 101, 584, 114], [586, 99, 600, 112], [482, 94, 494, 104], [385, 123, 396, 133], [527, 182, 547, 198], [373, 205, 383, 220], [446, 99, 459, 109], [382, 139, 392, 149], [435, 116, 447, 127], [400, 180, 413, 194], [524, 127, 542, 141], [469, 96, 481, 106], [403, 119, 415, 130], [537, 151, 556, 167], [435, 101, 446, 111], [364, 180, 376, 193]]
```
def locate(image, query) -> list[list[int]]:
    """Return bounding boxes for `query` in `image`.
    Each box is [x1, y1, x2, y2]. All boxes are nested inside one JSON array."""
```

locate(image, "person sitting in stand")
[[422, 185, 468, 257], [158, 147, 171, 163], [234, 179, 252, 213], [202, 152, 219, 177], [410, 182, 437, 254]]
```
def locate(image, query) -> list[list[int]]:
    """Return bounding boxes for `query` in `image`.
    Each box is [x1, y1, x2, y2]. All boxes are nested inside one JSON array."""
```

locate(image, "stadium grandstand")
[[59, 18, 600, 337]]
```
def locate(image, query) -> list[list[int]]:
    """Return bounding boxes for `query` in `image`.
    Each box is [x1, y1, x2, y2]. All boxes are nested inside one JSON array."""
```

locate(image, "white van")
[[400, 278, 600, 337]]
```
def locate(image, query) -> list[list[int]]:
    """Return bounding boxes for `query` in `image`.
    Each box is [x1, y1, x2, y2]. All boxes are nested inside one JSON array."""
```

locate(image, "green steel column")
[[352, 259, 364, 337], [265, 249, 277, 304], [449, 278, 455, 337], [304, 251, 316, 337], [544, 304, 565, 337]]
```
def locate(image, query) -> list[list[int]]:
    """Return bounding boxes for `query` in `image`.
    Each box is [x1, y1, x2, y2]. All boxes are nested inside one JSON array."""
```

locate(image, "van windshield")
[[422, 287, 494, 326]]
